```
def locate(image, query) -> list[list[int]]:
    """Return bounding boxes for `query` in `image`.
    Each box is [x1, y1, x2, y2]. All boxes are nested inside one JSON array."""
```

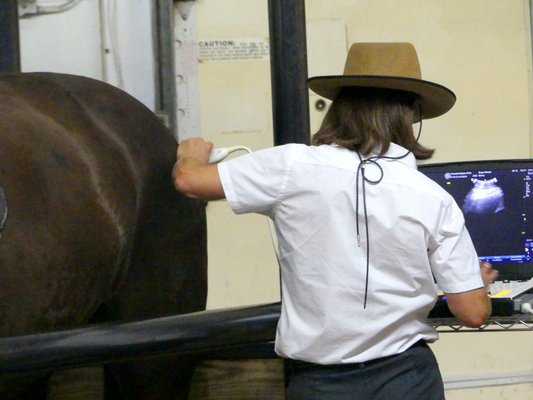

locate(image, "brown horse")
[[0, 72, 207, 399]]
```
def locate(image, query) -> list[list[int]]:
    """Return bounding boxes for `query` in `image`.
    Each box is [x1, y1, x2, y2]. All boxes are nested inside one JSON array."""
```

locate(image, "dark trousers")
[[284, 341, 445, 400]]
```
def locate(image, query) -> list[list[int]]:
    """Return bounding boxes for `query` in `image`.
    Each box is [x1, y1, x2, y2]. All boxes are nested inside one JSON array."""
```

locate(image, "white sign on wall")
[[198, 38, 270, 62]]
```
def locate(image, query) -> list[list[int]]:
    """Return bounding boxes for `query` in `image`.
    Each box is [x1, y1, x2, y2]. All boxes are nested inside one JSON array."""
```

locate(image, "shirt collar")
[[377, 143, 417, 169], [329, 142, 418, 170]]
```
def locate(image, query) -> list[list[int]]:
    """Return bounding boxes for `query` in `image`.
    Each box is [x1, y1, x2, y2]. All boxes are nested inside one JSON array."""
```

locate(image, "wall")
[[194, 0, 279, 308], [19, 0, 155, 109], [15, 0, 533, 398]]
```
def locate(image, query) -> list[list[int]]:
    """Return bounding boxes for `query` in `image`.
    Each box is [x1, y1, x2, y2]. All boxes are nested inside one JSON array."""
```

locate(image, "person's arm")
[[444, 261, 499, 328], [172, 138, 225, 200]]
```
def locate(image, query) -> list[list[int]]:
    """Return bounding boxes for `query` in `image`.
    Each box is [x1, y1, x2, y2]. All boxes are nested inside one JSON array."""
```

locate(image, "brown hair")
[[312, 87, 434, 160]]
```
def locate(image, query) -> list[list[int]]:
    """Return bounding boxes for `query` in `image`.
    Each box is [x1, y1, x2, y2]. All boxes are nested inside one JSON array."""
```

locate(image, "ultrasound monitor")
[[419, 159, 533, 281]]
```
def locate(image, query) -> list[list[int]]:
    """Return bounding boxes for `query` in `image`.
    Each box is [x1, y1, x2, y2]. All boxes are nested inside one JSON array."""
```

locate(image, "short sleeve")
[[428, 202, 484, 293], [217, 144, 294, 217]]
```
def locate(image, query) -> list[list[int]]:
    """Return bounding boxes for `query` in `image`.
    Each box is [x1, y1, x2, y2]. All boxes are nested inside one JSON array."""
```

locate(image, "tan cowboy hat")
[[307, 42, 456, 119]]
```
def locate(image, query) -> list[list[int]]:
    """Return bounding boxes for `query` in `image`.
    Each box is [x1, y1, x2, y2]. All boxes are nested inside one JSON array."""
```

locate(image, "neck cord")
[[355, 154, 381, 308], [355, 110, 423, 309]]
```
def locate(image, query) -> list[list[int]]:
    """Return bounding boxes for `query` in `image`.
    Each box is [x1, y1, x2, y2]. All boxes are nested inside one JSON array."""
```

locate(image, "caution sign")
[[198, 38, 270, 62]]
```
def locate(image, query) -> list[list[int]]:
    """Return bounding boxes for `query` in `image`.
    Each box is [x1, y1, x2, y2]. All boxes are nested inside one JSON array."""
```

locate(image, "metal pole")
[[530, 0, 533, 156], [0, 0, 21, 73], [153, 0, 178, 136], [530, 0, 533, 89], [531, 0, 533, 73], [268, 0, 310, 145]]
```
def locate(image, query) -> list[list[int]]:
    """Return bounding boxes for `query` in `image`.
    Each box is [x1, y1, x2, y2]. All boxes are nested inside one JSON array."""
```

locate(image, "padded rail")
[[0, 303, 281, 374]]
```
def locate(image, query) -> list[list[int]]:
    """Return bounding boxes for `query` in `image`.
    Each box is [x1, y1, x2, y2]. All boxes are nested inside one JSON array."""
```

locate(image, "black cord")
[[355, 105, 423, 309], [355, 154, 382, 308]]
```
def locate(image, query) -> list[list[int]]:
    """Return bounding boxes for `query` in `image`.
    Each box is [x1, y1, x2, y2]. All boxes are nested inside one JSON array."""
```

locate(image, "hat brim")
[[307, 75, 456, 120]]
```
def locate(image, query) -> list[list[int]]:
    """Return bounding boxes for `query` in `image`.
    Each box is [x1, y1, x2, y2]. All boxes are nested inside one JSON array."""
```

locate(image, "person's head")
[[307, 42, 456, 160], [312, 87, 434, 159]]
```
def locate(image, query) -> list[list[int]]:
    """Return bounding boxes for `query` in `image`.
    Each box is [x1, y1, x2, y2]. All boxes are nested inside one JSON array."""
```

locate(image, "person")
[[172, 42, 499, 400]]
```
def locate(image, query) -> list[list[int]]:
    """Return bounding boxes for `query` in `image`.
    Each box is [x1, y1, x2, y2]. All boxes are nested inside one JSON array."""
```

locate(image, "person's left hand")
[[480, 261, 499, 292]]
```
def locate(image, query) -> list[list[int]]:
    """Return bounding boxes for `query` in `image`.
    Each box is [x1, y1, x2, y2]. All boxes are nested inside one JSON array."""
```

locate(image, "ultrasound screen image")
[[463, 178, 505, 215], [420, 161, 533, 268]]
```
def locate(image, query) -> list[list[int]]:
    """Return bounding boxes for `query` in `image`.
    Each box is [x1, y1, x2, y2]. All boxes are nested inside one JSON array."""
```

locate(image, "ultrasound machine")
[[420, 159, 533, 317]]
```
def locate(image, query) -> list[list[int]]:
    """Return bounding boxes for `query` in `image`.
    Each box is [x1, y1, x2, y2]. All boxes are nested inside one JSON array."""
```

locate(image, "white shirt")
[[218, 143, 483, 364]]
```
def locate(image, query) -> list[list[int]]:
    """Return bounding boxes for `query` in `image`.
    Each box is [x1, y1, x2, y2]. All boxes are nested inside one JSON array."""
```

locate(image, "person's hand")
[[172, 137, 225, 200], [480, 261, 499, 292], [176, 138, 214, 165]]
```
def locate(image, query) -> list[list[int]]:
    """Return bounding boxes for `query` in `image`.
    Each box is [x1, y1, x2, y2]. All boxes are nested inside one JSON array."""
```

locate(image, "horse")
[[0, 72, 207, 399]]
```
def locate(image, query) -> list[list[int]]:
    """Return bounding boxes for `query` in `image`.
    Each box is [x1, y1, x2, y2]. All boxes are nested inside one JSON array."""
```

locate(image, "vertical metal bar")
[[530, 0, 533, 84], [268, 0, 310, 145], [530, 0, 533, 156], [174, 2, 201, 142], [153, 0, 178, 137], [0, 0, 21, 73]]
